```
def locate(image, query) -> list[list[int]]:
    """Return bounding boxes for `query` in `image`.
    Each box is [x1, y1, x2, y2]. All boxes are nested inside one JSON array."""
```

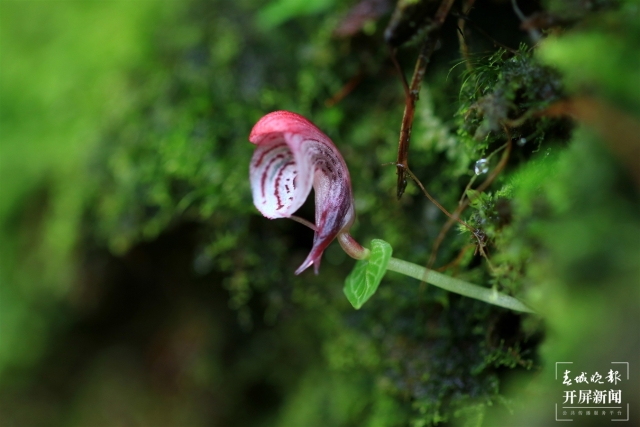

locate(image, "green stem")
[[386, 257, 535, 313]]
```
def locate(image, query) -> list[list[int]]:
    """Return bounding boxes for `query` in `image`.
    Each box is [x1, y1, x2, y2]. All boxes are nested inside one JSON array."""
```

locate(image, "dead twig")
[[457, 0, 476, 72], [451, 13, 519, 54], [427, 129, 513, 271], [436, 243, 475, 274], [395, 0, 456, 200], [325, 70, 365, 107]]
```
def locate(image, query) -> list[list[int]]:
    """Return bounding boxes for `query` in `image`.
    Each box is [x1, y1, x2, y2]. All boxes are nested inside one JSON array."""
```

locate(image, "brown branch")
[[402, 165, 476, 233], [457, 0, 476, 72], [395, 0, 456, 199]]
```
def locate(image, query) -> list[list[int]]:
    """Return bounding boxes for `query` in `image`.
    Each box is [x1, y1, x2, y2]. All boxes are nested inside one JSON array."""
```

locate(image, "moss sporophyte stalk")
[[249, 111, 535, 313]]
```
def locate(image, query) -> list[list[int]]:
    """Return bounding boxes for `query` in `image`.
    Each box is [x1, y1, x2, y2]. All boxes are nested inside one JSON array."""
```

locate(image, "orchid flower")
[[249, 111, 366, 274]]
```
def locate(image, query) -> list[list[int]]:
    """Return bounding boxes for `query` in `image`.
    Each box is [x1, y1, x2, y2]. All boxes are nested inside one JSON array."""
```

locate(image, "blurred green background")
[[1, 0, 638, 426]]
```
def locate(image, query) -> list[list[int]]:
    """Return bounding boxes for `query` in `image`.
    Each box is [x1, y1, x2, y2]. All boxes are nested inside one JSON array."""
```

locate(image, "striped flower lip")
[[249, 111, 356, 274]]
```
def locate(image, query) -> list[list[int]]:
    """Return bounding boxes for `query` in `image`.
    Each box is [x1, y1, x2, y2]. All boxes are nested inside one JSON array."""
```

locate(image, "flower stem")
[[338, 232, 370, 260], [386, 257, 535, 313]]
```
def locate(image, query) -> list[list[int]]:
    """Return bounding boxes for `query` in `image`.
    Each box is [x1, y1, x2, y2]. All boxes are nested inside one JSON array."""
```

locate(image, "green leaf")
[[343, 239, 392, 309]]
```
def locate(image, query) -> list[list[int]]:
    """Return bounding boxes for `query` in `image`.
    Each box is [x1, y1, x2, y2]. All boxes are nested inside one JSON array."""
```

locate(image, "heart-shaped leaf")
[[343, 239, 392, 309]]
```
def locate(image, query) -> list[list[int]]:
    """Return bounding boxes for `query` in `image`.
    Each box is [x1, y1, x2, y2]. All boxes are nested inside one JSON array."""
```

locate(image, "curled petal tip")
[[294, 256, 321, 276], [294, 263, 309, 276], [249, 111, 356, 274]]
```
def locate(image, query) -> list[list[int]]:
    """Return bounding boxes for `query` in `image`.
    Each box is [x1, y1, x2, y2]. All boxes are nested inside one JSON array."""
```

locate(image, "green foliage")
[[0, 0, 181, 380], [538, 0, 640, 114], [344, 239, 393, 309]]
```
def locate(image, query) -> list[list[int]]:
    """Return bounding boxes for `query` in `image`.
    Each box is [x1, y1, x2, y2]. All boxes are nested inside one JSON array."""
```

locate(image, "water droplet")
[[474, 158, 489, 175], [518, 138, 527, 146]]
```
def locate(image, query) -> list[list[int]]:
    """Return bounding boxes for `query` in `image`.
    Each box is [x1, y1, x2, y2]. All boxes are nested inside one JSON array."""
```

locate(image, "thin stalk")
[[511, 0, 541, 42], [427, 133, 513, 270], [457, 0, 476, 72], [452, 13, 519, 54], [290, 215, 317, 231], [395, 0, 456, 199], [402, 166, 475, 233], [386, 257, 535, 313]]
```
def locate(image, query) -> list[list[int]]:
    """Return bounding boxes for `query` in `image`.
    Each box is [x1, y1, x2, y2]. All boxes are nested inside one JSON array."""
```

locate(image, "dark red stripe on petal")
[[253, 141, 286, 168], [260, 153, 285, 198], [274, 160, 294, 210]]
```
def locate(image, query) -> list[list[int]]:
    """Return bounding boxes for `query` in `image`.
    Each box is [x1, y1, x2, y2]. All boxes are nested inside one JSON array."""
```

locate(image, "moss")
[[456, 45, 566, 155]]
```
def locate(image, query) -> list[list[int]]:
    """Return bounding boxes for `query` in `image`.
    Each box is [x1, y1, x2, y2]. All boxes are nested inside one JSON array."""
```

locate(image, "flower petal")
[[249, 111, 355, 274], [249, 134, 312, 219]]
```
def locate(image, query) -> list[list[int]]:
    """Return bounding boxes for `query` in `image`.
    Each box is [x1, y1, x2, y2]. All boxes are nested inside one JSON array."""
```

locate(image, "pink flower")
[[249, 111, 364, 274]]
